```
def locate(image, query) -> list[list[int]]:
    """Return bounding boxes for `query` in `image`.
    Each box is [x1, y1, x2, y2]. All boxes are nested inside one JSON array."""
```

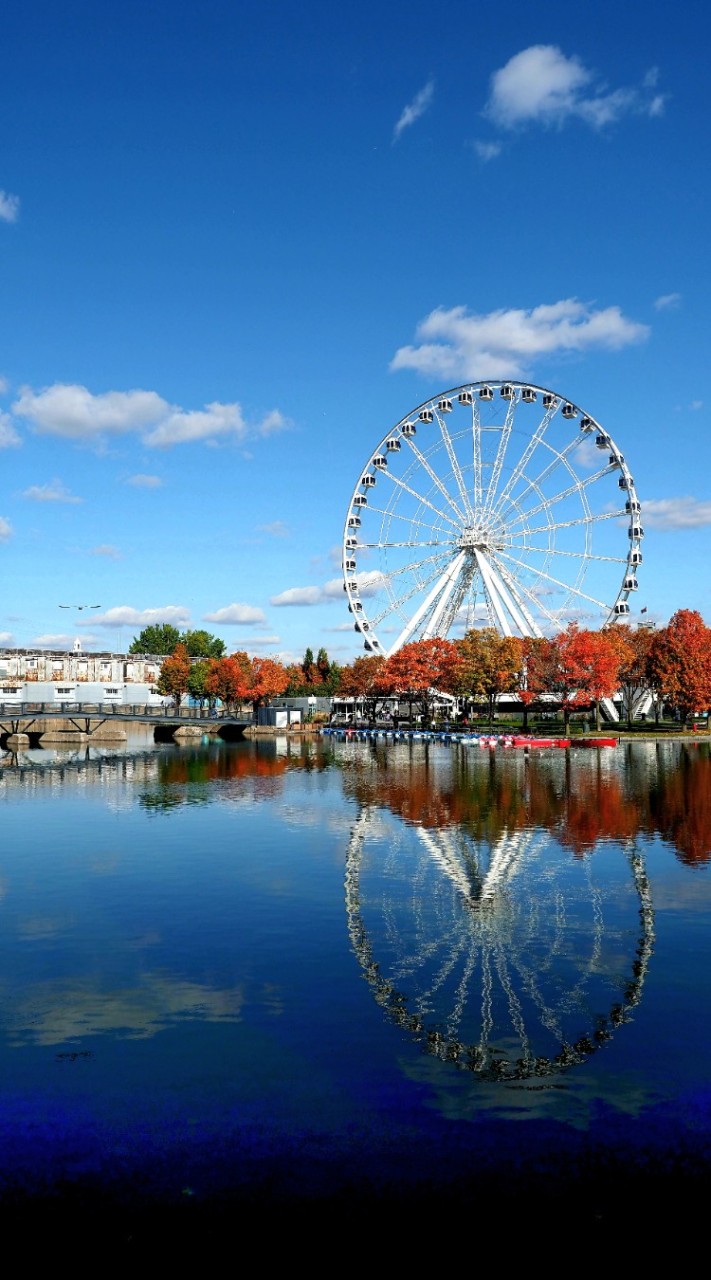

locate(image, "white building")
[[0, 644, 166, 707]]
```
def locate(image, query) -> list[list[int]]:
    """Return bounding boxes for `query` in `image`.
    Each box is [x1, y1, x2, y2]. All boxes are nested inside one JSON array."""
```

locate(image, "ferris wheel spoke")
[[503, 543, 626, 564], [498, 551, 614, 611], [491, 398, 561, 516], [470, 399, 483, 507], [357, 539, 453, 550], [491, 430, 593, 520], [400, 437, 469, 524], [367, 556, 455, 628], [374, 475, 463, 530], [507, 509, 624, 539], [439, 558, 479, 636], [482, 395, 517, 516], [503, 465, 614, 528], [433, 408, 476, 522]]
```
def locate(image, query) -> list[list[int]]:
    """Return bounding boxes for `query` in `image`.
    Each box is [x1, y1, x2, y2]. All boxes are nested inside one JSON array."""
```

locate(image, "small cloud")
[[22, 479, 83, 504], [472, 140, 502, 162], [642, 497, 711, 530], [0, 413, 20, 448], [270, 586, 323, 607], [690, 400, 703, 411], [0, 630, 14, 644], [0, 376, 8, 394], [257, 521, 290, 538], [30, 633, 74, 648], [483, 45, 666, 132], [391, 299, 649, 381], [90, 544, 122, 560], [0, 191, 20, 223], [126, 473, 163, 488], [393, 78, 435, 142], [654, 292, 681, 311], [0, 516, 12, 541], [241, 635, 281, 649], [83, 605, 190, 629], [203, 603, 267, 626]]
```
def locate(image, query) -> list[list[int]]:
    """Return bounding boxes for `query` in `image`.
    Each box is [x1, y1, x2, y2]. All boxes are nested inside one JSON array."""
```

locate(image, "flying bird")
[[59, 604, 102, 609]]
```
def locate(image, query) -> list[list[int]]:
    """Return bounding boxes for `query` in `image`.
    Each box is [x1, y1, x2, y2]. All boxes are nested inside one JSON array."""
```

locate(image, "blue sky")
[[1, 0, 709, 661]]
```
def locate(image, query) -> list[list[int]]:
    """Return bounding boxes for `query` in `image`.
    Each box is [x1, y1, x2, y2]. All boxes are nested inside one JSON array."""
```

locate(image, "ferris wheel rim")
[[342, 380, 642, 655]]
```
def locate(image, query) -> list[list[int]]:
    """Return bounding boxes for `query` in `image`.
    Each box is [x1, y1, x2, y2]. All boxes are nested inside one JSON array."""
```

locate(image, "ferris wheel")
[[345, 802, 654, 1082], [342, 381, 643, 655]]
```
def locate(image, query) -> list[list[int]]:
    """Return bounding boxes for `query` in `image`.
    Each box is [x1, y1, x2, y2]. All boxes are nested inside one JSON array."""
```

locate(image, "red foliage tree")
[[649, 609, 711, 723], [204, 651, 252, 710]]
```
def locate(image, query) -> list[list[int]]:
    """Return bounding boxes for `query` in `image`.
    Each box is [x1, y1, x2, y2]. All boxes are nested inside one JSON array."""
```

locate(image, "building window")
[[56, 687, 73, 695]]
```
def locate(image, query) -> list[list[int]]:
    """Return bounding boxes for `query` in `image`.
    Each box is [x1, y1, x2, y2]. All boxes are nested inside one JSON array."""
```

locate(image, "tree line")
[[138, 610, 711, 726]]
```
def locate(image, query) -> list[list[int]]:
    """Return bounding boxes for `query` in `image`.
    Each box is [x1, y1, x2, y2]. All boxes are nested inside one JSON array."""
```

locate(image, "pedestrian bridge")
[[0, 702, 252, 741]]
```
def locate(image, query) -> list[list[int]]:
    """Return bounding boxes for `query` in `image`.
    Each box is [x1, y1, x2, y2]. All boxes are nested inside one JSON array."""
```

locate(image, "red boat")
[[512, 737, 572, 749], [577, 737, 618, 748]]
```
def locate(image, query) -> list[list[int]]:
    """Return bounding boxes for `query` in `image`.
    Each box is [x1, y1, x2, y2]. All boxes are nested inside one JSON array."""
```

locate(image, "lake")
[[1, 731, 710, 1249]]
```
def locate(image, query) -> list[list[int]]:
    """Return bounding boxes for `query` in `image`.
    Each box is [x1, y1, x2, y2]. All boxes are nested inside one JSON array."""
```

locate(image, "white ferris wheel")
[[342, 381, 643, 655]]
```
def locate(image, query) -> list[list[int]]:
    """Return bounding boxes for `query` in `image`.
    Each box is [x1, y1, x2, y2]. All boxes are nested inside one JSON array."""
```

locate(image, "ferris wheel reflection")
[[345, 807, 654, 1082]]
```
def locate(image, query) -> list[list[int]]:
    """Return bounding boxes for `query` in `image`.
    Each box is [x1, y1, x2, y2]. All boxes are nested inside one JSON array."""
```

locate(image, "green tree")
[[182, 629, 226, 658], [187, 660, 211, 706], [129, 623, 182, 655]]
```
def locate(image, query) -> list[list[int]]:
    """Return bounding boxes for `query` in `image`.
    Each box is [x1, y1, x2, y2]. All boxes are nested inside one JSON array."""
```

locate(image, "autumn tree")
[[611, 625, 656, 727], [204, 652, 252, 710], [156, 642, 192, 708], [338, 654, 388, 723], [383, 638, 460, 723], [455, 628, 522, 724], [249, 657, 289, 714], [517, 636, 558, 731], [649, 610, 711, 723]]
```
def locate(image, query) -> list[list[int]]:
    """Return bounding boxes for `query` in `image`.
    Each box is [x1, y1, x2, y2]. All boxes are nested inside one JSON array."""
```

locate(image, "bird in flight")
[[59, 604, 102, 609]]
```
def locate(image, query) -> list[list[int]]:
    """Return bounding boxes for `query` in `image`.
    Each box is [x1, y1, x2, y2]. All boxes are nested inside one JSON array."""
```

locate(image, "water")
[[1, 733, 710, 1245]]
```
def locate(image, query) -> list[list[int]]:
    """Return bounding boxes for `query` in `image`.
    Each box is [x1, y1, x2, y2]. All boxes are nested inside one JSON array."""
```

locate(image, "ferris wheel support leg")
[[474, 549, 526, 637], [495, 564, 544, 638], [422, 558, 467, 640], [388, 552, 467, 655]]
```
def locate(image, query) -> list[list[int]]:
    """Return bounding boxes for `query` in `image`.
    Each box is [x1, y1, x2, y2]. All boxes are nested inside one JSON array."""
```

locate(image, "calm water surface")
[[1, 732, 710, 1240]]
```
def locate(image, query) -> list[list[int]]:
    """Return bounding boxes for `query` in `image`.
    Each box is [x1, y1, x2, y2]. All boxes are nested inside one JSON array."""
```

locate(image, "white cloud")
[[654, 292, 681, 311], [0, 376, 8, 393], [270, 586, 323, 607], [472, 140, 502, 162], [12, 383, 288, 449], [90, 544, 122, 559], [642, 498, 711, 530], [0, 191, 20, 223], [203, 603, 267, 625], [82, 605, 190, 629], [126, 473, 163, 488], [393, 78, 435, 142], [258, 520, 290, 538], [30, 634, 75, 648], [22, 479, 83, 504], [272, 571, 387, 607], [241, 635, 281, 648], [484, 46, 666, 133], [391, 299, 649, 380], [0, 631, 14, 644], [690, 400, 703, 411], [0, 413, 20, 447]]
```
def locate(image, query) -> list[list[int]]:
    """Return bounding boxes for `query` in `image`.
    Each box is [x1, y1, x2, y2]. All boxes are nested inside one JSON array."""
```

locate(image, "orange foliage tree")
[[204, 651, 252, 710], [383, 638, 461, 723], [338, 654, 388, 723], [249, 656, 289, 714], [156, 642, 192, 708], [455, 628, 522, 723]]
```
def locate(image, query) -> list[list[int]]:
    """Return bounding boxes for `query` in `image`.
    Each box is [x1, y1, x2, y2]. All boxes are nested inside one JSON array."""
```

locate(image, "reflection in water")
[[345, 748, 657, 1081]]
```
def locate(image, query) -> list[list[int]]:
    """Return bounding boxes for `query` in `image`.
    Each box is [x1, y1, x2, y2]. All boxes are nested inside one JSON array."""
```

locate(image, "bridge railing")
[[0, 702, 252, 720]]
